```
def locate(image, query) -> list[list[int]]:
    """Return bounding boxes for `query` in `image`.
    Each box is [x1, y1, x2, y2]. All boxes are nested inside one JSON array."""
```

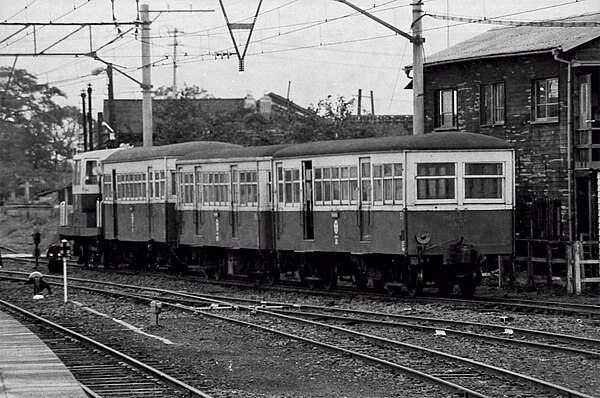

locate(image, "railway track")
[[0, 298, 213, 398], [4, 256, 600, 318], [3, 268, 599, 397]]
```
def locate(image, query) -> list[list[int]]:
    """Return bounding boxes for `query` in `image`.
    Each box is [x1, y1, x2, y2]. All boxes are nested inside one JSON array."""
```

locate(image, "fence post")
[[567, 242, 573, 294], [498, 256, 503, 288], [545, 242, 553, 286], [527, 241, 534, 288], [574, 242, 582, 295]]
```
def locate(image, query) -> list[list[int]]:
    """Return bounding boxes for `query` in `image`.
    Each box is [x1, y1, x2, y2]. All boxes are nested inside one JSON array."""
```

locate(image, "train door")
[[195, 166, 203, 236], [230, 165, 239, 239], [112, 169, 118, 238], [147, 166, 153, 238], [302, 161, 314, 240], [359, 157, 372, 241]]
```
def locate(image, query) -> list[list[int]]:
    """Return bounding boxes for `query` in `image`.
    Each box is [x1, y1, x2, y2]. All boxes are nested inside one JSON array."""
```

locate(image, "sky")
[[1, 0, 598, 117]]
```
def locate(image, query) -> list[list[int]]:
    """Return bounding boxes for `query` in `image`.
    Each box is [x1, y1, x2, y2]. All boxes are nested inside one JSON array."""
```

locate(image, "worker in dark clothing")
[[25, 271, 52, 296]]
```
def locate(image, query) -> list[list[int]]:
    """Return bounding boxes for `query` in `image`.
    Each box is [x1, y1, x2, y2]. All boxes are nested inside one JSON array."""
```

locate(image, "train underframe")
[[68, 236, 484, 297]]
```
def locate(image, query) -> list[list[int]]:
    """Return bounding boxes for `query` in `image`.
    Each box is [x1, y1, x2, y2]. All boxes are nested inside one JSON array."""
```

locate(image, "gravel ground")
[[1, 262, 599, 397]]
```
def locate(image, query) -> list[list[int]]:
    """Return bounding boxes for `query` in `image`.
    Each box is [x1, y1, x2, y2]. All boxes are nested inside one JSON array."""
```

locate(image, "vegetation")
[[0, 67, 79, 202]]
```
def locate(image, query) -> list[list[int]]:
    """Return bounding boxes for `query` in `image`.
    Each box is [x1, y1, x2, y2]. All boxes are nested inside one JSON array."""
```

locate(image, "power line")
[[427, 13, 600, 27]]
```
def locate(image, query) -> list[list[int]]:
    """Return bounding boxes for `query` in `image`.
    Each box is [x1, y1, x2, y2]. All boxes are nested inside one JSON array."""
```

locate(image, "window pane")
[[465, 163, 502, 175], [465, 178, 502, 199], [384, 179, 393, 201]]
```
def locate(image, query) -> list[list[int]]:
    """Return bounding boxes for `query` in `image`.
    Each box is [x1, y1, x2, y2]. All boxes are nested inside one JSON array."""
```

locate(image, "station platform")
[[0, 309, 87, 398]]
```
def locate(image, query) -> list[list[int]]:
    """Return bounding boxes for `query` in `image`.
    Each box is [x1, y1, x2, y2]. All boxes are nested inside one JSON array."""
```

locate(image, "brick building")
[[418, 13, 600, 241]]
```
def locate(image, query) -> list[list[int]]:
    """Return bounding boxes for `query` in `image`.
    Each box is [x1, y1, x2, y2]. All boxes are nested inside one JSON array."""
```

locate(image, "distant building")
[[103, 92, 315, 145]]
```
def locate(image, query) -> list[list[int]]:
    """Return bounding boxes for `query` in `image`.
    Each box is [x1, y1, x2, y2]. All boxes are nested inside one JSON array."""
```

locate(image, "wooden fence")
[[501, 239, 599, 294]]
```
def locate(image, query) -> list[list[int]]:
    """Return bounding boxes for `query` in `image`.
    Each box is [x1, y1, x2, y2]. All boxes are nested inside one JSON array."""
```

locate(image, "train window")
[[416, 163, 456, 200], [464, 163, 503, 199], [102, 174, 112, 199], [239, 171, 258, 206], [85, 161, 98, 185], [277, 165, 284, 204], [195, 169, 202, 205], [180, 172, 194, 205], [73, 160, 81, 186], [360, 158, 372, 203], [266, 171, 272, 205], [373, 163, 403, 204]]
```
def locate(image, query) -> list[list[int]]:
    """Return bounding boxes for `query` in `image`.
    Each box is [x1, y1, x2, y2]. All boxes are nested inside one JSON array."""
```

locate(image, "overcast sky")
[[1, 0, 597, 116]]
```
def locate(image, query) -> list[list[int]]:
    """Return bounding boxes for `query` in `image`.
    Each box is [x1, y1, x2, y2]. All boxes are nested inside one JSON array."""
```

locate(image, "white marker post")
[[61, 239, 70, 303]]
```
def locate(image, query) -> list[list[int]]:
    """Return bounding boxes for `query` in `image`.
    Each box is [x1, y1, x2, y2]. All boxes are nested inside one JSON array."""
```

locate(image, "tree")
[[0, 66, 82, 200]]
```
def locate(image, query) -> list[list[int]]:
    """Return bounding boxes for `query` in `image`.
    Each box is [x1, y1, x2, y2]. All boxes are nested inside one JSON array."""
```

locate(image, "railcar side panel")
[[275, 209, 405, 255], [405, 209, 513, 256]]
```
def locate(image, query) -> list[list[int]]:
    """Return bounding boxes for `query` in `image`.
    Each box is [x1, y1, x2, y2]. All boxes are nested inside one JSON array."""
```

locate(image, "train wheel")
[[436, 280, 454, 297], [406, 262, 424, 297], [267, 262, 280, 286], [353, 270, 368, 289], [459, 273, 478, 298], [322, 263, 338, 291], [214, 257, 226, 280]]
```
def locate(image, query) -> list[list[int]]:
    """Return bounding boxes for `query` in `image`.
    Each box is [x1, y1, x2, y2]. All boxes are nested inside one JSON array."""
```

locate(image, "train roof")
[[272, 132, 512, 158], [73, 148, 122, 161], [104, 141, 241, 164], [179, 144, 289, 163]]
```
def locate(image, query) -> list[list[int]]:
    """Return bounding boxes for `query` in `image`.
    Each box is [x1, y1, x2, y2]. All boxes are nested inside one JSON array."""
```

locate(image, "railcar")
[[176, 145, 287, 281], [59, 148, 123, 265], [268, 132, 514, 296], [99, 141, 241, 269]]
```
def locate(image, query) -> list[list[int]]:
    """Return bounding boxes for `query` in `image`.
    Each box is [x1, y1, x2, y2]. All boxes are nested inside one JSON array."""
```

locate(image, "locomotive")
[[59, 132, 514, 297]]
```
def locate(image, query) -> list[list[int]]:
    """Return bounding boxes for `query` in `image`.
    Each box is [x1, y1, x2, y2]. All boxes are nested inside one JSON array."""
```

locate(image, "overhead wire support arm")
[[333, 0, 420, 43]]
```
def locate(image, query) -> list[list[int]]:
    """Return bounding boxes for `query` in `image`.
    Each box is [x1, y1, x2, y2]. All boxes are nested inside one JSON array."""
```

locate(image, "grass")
[[0, 210, 60, 254]]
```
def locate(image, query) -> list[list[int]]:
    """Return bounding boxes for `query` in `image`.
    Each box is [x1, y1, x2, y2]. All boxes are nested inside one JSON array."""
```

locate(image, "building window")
[[464, 163, 503, 200], [533, 78, 559, 122], [435, 88, 457, 129], [481, 82, 505, 126], [416, 163, 456, 200]]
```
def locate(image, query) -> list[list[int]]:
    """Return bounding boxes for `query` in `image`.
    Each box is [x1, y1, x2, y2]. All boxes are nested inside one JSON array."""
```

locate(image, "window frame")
[[463, 162, 505, 203], [415, 162, 457, 203], [532, 77, 559, 123], [480, 82, 505, 126], [434, 88, 458, 130]]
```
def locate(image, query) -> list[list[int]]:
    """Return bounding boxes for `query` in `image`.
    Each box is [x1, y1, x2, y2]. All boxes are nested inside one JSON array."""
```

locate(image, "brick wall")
[[424, 53, 569, 238]]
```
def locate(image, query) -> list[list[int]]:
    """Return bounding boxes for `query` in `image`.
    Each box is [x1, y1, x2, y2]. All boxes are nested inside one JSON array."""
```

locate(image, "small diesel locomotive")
[[60, 132, 514, 297]]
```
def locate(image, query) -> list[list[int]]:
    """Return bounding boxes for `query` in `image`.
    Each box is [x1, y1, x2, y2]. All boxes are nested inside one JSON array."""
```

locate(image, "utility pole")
[[169, 28, 181, 95], [370, 90, 375, 115], [87, 84, 93, 151], [141, 4, 153, 147], [357, 89, 362, 117], [335, 0, 424, 134], [81, 91, 87, 152], [107, 63, 116, 146], [412, 1, 424, 135]]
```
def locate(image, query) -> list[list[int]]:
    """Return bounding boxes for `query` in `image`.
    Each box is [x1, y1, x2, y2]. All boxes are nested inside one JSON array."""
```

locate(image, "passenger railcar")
[[269, 132, 514, 295], [100, 141, 241, 269], [176, 145, 287, 281], [59, 148, 122, 265]]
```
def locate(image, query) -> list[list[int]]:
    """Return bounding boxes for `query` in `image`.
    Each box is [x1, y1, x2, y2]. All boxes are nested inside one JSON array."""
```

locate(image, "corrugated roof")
[[273, 132, 512, 159], [424, 13, 600, 66], [104, 141, 241, 163]]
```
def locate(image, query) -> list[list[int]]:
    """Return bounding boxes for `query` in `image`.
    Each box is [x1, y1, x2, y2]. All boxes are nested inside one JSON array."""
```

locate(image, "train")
[[59, 131, 515, 297]]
